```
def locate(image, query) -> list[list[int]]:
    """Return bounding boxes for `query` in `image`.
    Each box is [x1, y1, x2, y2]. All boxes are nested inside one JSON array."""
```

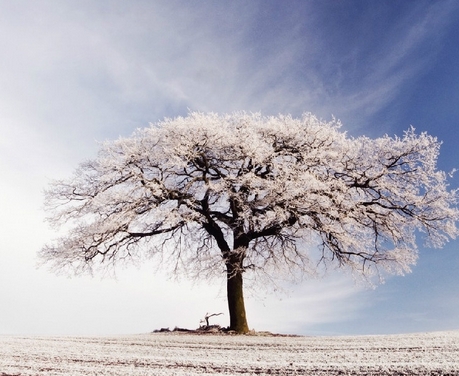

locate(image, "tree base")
[[152, 326, 300, 337]]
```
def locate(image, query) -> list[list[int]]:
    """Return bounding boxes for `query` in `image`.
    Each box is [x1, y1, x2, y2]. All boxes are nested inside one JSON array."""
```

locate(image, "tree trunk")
[[226, 263, 250, 333]]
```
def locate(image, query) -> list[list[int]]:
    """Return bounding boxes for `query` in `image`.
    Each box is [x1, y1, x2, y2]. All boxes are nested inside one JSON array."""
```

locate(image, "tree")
[[40, 112, 458, 333]]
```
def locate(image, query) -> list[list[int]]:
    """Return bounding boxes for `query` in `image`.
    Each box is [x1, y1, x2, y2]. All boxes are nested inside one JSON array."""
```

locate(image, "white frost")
[[41, 112, 458, 284], [1, 331, 458, 375]]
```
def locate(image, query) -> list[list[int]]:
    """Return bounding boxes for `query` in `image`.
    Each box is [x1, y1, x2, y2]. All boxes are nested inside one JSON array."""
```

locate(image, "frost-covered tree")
[[40, 112, 458, 333]]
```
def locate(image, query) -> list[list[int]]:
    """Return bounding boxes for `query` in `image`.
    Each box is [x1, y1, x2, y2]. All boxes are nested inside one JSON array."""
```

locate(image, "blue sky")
[[1, 0, 459, 336]]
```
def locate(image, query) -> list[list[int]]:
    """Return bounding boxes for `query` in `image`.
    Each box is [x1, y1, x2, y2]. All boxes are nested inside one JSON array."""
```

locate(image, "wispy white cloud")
[[246, 273, 367, 334], [2, 1, 457, 143]]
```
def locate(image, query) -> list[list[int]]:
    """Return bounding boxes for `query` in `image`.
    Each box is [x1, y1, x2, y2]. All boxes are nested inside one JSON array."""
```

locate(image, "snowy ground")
[[1, 331, 458, 375]]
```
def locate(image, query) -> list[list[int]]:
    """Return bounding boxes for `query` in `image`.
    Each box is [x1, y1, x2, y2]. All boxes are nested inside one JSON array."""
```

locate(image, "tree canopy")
[[41, 112, 458, 333]]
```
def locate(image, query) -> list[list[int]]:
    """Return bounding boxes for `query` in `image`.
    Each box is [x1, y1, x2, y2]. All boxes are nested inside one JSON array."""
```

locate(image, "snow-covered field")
[[1, 331, 458, 375]]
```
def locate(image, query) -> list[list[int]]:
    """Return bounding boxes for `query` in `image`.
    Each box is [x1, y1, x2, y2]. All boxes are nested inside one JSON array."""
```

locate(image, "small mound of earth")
[[152, 325, 300, 337]]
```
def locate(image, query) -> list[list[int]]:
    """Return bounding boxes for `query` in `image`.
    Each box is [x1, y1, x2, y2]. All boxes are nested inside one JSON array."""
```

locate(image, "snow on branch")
[[40, 111, 458, 283]]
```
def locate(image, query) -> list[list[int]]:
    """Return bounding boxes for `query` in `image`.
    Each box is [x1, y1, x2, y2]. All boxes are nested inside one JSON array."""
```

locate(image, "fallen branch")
[[201, 312, 223, 327]]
